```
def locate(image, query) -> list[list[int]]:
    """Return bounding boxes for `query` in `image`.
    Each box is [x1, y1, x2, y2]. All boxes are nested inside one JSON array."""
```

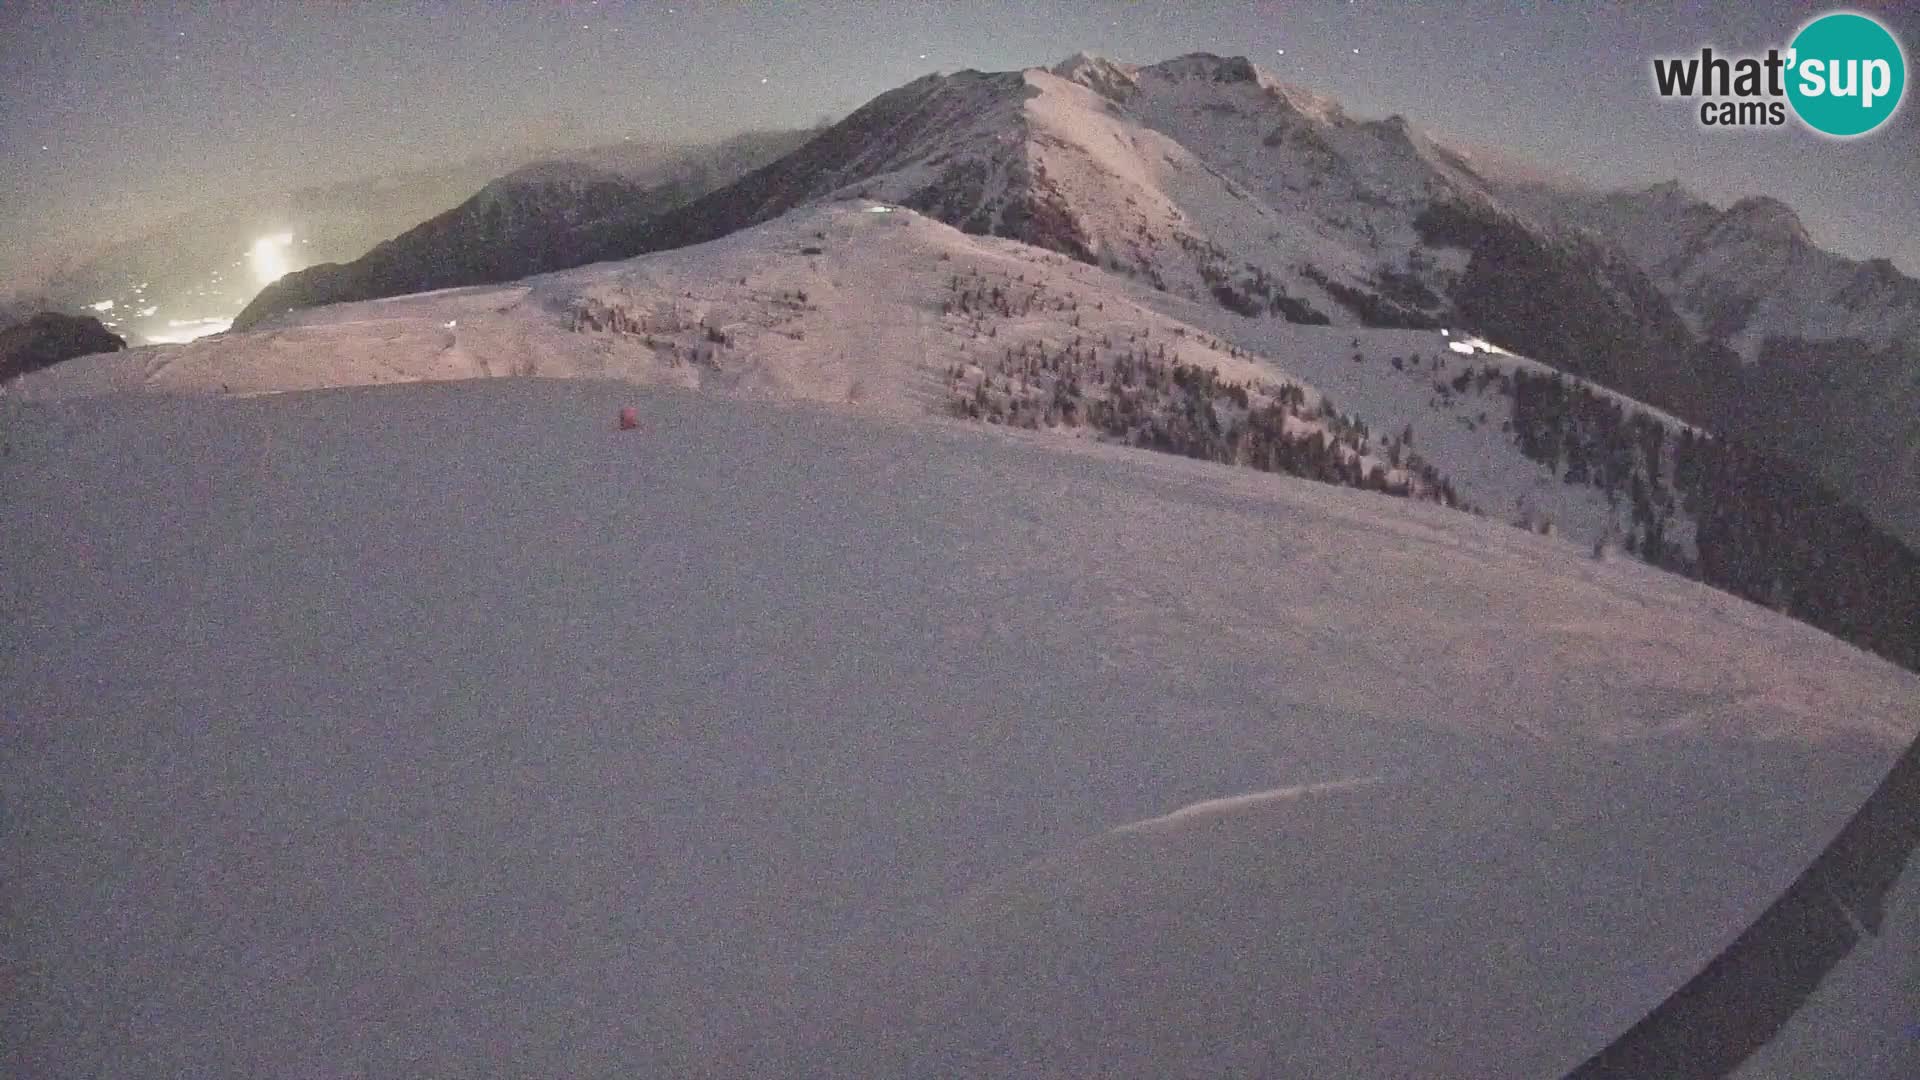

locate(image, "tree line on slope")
[[1497, 364, 1920, 673], [943, 340, 1465, 511]]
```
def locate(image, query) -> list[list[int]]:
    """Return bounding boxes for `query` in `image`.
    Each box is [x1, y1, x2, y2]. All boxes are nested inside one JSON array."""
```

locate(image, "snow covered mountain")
[[581, 51, 1742, 445], [593, 53, 1920, 551], [209, 53, 1916, 547], [578, 53, 1645, 342], [243, 54, 1685, 379]]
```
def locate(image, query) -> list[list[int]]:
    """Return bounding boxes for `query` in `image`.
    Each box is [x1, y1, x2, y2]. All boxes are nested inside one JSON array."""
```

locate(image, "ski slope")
[[3, 378, 1915, 1077]]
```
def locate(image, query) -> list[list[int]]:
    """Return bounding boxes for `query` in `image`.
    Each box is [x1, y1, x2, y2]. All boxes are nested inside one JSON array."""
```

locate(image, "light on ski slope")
[[249, 232, 296, 286], [1448, 334, 1503, 356]]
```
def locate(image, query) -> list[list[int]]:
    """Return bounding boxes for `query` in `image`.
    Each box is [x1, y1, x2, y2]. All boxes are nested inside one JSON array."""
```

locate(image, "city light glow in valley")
[[249, 232, 297, 286]]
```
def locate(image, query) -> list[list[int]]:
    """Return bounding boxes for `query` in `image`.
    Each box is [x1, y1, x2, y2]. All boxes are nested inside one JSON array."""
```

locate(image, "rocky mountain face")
[[0, 312, 125, 382], [233, 131, 810, 331]]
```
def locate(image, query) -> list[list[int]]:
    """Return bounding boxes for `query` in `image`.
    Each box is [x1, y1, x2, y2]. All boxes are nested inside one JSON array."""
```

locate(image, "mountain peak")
[[1132, 52, 1344, 123], [1149, 52, 1263, 84], [1049, 52, 1140, 101], [1369, 113, 1417, 145], [1051, 50, 1122, 75], [1641, 179, 1697, 204], [1717, 195, 1810, 246]]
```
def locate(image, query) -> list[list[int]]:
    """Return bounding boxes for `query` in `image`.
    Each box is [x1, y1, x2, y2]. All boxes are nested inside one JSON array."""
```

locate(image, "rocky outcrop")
[[0, 312, 125, 382]]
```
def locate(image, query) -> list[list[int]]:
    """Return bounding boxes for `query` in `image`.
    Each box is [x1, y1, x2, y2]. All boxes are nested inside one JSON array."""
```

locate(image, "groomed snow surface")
[[5, 379, 1916, 1077]]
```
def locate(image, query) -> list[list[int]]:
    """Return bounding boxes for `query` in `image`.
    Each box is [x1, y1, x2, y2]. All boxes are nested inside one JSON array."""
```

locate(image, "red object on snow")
[[618, 407, 639, 430]]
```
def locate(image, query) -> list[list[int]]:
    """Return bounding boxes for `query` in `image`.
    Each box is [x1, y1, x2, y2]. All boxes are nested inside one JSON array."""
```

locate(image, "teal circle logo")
[[1786, 11, 1906, 137]]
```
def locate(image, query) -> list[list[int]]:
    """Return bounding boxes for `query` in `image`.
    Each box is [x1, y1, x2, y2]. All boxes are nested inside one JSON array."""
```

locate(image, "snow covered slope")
[[4, 379, 1915, 1077], [18, 205, 1260, 411], [10, 202, 1695, 558], [1058, 52, 1487, 283]]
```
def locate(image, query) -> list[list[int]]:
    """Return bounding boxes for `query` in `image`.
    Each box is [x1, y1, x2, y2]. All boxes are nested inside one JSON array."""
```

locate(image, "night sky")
[[4, 0, 1917, 287]]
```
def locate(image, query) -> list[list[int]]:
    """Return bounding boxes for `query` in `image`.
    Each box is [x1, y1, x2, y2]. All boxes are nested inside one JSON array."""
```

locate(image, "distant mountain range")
[[15, 131, 810, 347], [233, 130, 809, 330]]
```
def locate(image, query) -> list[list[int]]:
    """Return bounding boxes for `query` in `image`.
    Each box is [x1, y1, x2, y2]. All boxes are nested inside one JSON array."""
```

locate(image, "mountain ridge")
[[233, 130, 811, 330], [18, 199, 1920, 675]]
